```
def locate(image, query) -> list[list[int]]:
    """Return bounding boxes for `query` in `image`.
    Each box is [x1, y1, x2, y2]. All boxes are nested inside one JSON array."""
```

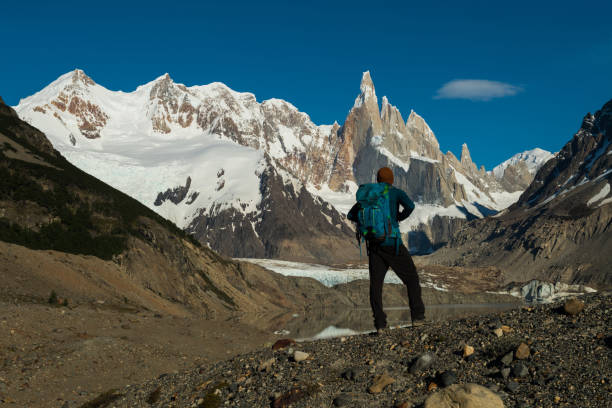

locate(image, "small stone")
[[439, 371, 457, 387], [512, 362, 529, 378], [501, 367, 511, 380], [427, 382, 438, 392], [368, 373, 395, 394], [259, 357, 275, 372], [272, 338, 296, 350], [333, 394, 351, 407], [554, 396, 561, 404], [493, 328, 503, 337], [564, 298, 584, 316], [424, 383, 504, 408], [463, 344, 474, 358], [501, 325, 512, 333], [486, 383, 499, 392], [515, 343, 530, 360], [506, 381, 519, 393], [501, 351, 513, 366], [395, 403, 410, 408], [340, 337, 347, 342], [341, 368, 357, 381], [293, 351, 309, 362], [410, 353, 435, 374]]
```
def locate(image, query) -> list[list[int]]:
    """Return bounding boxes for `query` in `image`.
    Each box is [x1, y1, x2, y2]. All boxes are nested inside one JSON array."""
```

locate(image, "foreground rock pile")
[[96, 293, 610, 407]]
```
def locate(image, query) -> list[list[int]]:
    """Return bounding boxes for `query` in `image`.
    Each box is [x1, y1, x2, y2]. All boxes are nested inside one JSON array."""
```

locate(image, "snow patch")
[[587, 183, 610, 206]]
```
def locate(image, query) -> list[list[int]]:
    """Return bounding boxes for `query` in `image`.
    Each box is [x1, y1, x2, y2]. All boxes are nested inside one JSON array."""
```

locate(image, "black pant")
[[368, 243, 425, 329]]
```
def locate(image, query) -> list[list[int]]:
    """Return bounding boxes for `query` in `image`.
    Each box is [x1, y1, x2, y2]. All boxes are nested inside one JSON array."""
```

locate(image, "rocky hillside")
[[425, 99, 612, 288], [79, 292, 611, 408], [14, 70, 550, 259], [0, 97, 353, 318]]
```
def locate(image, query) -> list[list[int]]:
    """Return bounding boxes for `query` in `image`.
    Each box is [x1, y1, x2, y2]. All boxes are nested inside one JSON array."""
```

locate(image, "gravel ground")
[[96, 292, 611, 408]]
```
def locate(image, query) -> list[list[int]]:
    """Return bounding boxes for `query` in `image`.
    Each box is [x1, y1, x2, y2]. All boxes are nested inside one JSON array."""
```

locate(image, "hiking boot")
[[370, 327, 388, 336], [412, 319, 426, 327]]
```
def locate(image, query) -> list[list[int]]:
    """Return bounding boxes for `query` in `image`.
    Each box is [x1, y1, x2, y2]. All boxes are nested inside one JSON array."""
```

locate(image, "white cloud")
[[434, 79, 523, 101]]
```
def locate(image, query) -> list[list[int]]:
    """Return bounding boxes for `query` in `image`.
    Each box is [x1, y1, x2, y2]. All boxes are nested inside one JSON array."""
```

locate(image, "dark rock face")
[[518, 100, 612, 209], [187, 164, 358, 263], [154, 177, 193, 206], [427, 99, 612, 289]]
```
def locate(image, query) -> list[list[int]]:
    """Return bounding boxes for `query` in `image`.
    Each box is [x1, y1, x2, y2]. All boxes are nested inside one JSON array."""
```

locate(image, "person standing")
[[347, 167, 425, 333]]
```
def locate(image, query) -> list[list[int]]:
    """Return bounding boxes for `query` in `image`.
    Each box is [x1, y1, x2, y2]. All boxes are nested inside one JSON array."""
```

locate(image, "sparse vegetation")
[[48, 290, 58, 305]]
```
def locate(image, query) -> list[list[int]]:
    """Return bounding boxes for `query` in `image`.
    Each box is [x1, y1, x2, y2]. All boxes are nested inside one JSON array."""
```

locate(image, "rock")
[[501, 367, 511, 380], [424, 383, 504, 408], [395, 403, 411, 408], [507, 380, 519, 393], [463, 344, 475, 357], [501, 351, 513, 366], [512, 362, 529, 378], [259, 357, 275, 372], [428, 382, 438, 392], [272, 386, 313, 408], [293, 351, 309, 362], [486, 383, 499, 392], [493, 328, 503, 337], [368, 373, 395, 394], [501, 325, 512, 333], [272, 339, 296, 350], [564, 298, 585, 316], [410, 353, 435, 374], [341, 368, 357, 381], [515, 343, 530, 360], [440, 371, 457, 387], [333, 394, 351, 407]]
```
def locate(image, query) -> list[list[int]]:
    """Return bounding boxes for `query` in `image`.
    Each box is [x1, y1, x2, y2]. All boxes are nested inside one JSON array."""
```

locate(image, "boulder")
[[272, 339, 296, 350], [368, 373, 395, 394], [293, 351, 309, 362], [410, 353, 435, 374], [515, 343, 530, 360], [424, 383, 504, 408], [564, 298, 585, 316]]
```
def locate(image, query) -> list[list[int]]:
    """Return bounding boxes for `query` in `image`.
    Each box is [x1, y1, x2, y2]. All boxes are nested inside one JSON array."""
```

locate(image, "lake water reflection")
[[269, 303, 521, 342]]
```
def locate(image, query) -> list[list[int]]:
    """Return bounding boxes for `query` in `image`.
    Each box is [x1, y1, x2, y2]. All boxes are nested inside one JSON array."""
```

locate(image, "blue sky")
[[2, 0, 611, 169]]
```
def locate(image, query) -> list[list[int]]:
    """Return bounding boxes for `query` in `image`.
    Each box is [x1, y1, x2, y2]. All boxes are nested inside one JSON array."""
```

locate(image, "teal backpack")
[[355, 183, 402, 255]]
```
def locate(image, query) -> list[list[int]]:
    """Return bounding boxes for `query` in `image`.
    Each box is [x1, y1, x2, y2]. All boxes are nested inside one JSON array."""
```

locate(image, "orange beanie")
[[376, 167, 394, 184]]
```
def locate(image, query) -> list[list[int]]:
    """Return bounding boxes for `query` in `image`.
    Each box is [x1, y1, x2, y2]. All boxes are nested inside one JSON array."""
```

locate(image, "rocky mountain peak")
[[149, 73, 179, 101], [460, 143, 475, 169], [71, 69, 95, 87], [360, 71, 375, 96], [353, 71, 380, 123], [579, 112, 596, 134]]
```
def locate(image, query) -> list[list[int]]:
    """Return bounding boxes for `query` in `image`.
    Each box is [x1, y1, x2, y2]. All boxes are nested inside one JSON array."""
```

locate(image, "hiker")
[[347, 167, 425, 333]]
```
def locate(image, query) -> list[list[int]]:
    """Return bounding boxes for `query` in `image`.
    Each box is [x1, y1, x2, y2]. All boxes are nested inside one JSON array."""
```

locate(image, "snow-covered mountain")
[[492, 148, 554, 178], [14, 69, 550, 258]]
